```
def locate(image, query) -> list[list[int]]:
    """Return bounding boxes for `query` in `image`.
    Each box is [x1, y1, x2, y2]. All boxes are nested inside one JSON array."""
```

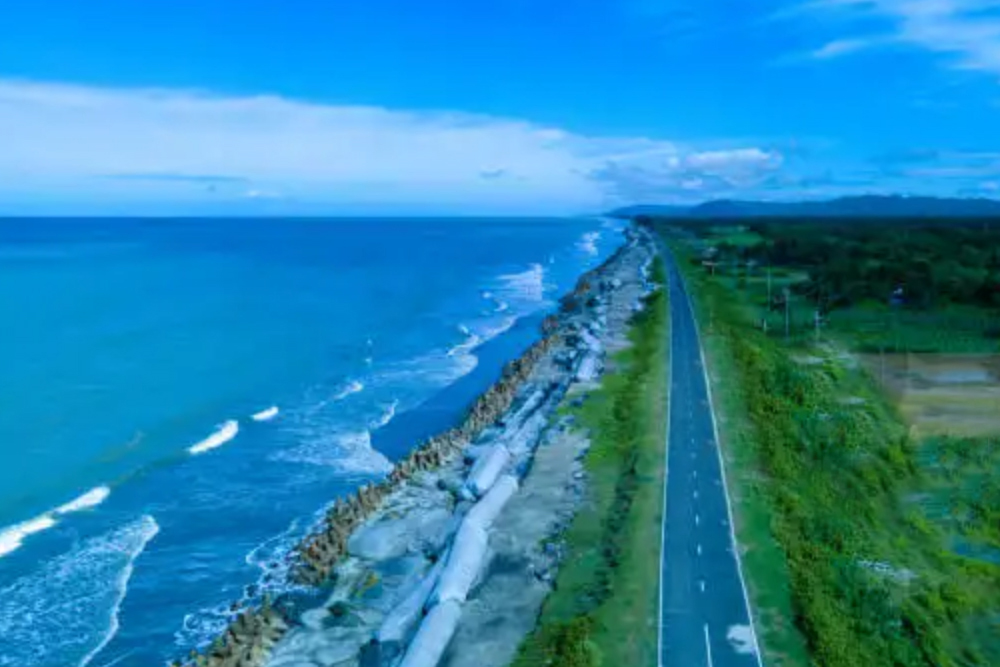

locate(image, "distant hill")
[[608, 195, 1000, 219]]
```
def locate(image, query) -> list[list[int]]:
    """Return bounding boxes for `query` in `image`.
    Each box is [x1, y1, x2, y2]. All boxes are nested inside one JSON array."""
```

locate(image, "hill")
[[607, 195, 1000, 219]]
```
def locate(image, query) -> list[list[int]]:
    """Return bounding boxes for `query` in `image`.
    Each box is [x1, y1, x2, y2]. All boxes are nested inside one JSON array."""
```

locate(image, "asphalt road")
[[658, 246, 763, 667]]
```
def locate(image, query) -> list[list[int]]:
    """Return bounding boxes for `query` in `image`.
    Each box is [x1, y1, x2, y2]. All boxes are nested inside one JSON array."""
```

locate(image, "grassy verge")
[[661, 228, 1000, 667], [512, 261, 668, 667]]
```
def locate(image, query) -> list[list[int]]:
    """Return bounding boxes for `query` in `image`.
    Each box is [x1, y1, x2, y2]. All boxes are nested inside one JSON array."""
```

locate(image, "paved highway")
[[658, 245, 763, 667]]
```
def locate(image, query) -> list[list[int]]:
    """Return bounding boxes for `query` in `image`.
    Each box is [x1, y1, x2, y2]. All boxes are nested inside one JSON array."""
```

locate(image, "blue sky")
[[1, 0, 999, 214]]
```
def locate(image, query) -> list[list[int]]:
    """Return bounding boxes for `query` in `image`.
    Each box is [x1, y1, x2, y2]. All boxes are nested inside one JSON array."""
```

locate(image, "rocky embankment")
[[174, 225, 657, 667]]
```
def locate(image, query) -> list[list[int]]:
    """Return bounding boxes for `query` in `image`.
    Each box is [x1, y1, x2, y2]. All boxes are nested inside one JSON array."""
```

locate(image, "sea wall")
[[172, 224, 655, 667]]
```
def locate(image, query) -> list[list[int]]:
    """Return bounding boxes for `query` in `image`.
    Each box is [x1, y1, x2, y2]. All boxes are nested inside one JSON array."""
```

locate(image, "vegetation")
[[651, 221, 1000, 667], [514, 264, 668, 667], [663, 217, 1000, 353]]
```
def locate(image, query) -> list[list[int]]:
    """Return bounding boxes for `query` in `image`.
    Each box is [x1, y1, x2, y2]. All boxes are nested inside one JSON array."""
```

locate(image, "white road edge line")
[[657, 237, 673, 667], [704, 624, 714, 667], [673, 246, 766, 667]]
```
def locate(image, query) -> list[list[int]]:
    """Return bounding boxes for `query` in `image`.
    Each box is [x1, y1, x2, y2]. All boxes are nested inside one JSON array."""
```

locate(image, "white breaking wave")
[[188, 420, 240, 455], [251, 406, 280, 422], [497, 262, 546, 304], [369, 399, 399, 430], [577, 231, 601, 257], [271, 430, 392, 476], [480, 289, 510, 313], [333, 380, 365, 401], [55, 486, 111, 516], [0, 514, 57, 559], [448, 324, 482, 358], [0, 516, 159, 667], [0, 486, 112, 559]]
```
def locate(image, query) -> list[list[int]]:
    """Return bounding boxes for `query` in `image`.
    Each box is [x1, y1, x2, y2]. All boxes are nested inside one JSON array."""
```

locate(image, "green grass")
[[513, 265, 668, 667], [660, 227, 1000, 667]]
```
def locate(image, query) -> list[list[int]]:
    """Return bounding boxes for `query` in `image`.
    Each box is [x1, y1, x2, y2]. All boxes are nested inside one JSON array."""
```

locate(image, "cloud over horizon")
[[0, 79, 787, 214]]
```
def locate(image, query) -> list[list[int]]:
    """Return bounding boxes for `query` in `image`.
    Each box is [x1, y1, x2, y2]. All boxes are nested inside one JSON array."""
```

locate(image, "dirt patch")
[[860, 352, 1000, 437]]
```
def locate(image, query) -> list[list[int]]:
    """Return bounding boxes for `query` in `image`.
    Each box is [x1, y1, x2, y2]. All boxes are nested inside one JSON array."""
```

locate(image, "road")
[[657, 245, 763, 667]]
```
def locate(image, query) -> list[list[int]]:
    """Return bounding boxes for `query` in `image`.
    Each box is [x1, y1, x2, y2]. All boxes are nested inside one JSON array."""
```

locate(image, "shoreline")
[[173, 224, 657, 667]]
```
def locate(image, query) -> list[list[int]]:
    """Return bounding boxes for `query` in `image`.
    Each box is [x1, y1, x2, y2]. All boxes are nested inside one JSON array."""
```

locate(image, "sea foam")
[[188, 420, 240, 455], [0, 486, 112, 559], [0, 516, 159, 667], [333, 380, 365, 401], [271, 430, 392, 476], [497, 263, 546, 304], [0, 514, 58, 559], [577, 231, 601, 257], [251, 406, 280, 422], [55, 486, 111, 515], [369, 399, 399, 430]]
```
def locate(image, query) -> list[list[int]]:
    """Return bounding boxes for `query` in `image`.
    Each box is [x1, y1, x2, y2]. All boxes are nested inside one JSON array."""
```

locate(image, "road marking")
[[700, 579, 706, 592], [693, 470, 697, 479], [704, 624, 714, 667], [678, 255, 765, 667], [695, 514, 700, 526], [693, 490, 698, 500], [697, 543, 702, 556]]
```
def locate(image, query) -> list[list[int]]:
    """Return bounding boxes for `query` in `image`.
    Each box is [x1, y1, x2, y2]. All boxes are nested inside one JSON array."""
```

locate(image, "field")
[[860, 352, 1000, 437]]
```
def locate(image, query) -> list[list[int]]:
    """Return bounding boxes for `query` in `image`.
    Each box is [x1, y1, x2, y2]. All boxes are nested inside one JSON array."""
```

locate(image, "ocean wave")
[[0, 516, 159, 667], [188, 420, 240, 455], [175, 514, 312, 654], [577, 231, 601, 257], [0, 486, 112, 559], [497, 262, 547, 304], [369, 399, 399, 430], [251, 406, 280, 422], [333, 380, 365, 401], [480, 289, 510, 313], [271, 430, 392, 476], [448, 324, 482, 358], [55, 486, 112, 515], [0, 514, 58, 559]]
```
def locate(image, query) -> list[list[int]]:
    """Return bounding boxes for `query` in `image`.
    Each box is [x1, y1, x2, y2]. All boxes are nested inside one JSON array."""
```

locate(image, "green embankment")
[[513, 260, 668, 667], [662, 228, 1000, 667]]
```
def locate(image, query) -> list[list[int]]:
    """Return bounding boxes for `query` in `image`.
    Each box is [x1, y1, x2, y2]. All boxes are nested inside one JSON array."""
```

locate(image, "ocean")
[[0, 216, 625, 666]]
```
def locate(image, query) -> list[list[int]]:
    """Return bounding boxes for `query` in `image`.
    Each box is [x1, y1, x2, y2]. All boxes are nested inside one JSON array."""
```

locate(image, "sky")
[[0, 0, 999, 215]]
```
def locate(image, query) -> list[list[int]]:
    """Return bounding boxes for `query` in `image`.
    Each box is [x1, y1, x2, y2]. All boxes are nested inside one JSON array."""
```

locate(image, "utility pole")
[[783, 287, 791, 341], [767, 266, 772, 305]]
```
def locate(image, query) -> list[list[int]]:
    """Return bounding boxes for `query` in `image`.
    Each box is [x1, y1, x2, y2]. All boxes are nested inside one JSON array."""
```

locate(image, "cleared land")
[[859, 352, 1000, 437]]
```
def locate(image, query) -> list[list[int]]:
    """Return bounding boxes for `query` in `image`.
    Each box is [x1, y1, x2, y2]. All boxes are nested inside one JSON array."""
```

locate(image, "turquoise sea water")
[[0, 217, 623, 666]]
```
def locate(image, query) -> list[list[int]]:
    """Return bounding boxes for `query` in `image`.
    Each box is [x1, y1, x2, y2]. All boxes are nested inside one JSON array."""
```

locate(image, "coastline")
[[172, 223, 657, 667]]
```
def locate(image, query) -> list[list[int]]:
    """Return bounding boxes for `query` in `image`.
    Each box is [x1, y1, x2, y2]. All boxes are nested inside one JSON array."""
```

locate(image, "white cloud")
[[786, 0, 1000, 74], [810, 37, 889, 58], [0, 79, 782, 213]]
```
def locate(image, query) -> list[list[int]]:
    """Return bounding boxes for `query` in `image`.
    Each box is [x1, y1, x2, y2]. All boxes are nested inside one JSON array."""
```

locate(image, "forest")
[[642, 216, 1000, 314]]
